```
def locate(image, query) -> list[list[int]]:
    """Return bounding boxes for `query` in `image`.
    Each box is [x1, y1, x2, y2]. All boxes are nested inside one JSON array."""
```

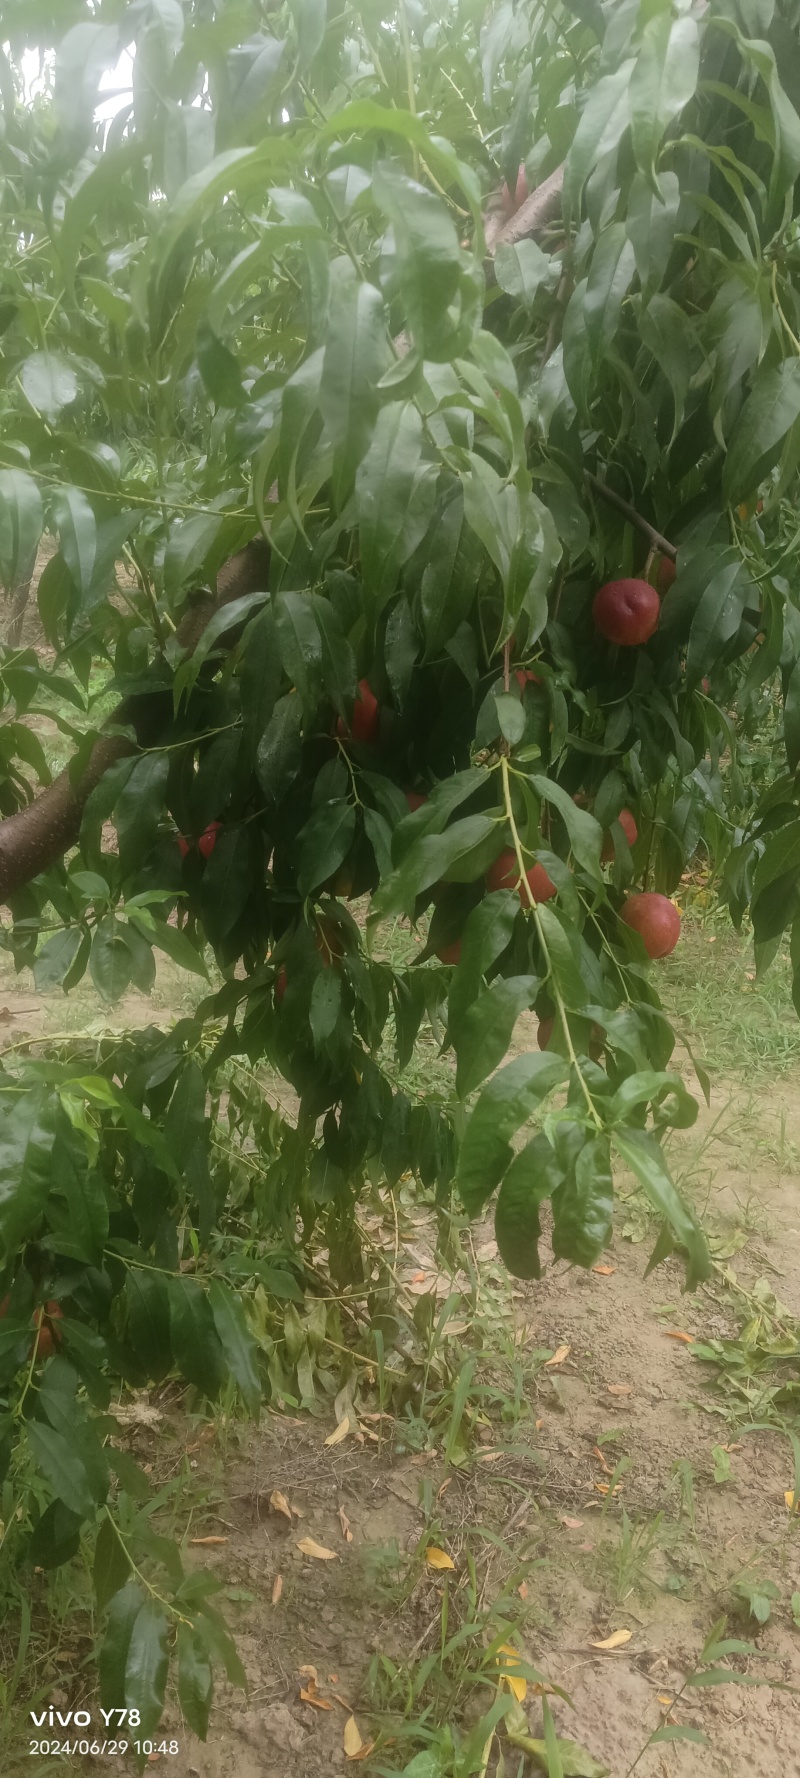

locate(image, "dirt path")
[[107, 1071, 800, 1778]]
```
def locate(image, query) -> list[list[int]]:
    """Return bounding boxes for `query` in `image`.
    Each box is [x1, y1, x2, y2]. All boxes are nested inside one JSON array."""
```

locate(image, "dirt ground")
[[72, 1045, 800, 1778]]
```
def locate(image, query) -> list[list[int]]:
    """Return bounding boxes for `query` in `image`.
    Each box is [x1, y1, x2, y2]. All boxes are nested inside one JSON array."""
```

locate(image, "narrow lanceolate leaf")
[[356, 401, 436, 611], [168, 1276, 227, 1395], [456, 1053, 569, 1217], [454, 975, 539, 1099], [372, 815, 501, 921], [630, 13, 700, 188], [722, 360, 800, 503], [551, 1135, 614, 1270], [99, 1581, 146, 1712], [613, 1129, 710, 1289], [93, 1514, 132, 1614], [125, 1600, 170, 1739], [319, 259, 389, 500], [26, 1421, 96, 1519], [297, 799, 356, 897], [208, 1279, 261, 1416], [0, 1087, 57, 1253], [177, 1624, 214, 1741], [565, 61, 635, 217]]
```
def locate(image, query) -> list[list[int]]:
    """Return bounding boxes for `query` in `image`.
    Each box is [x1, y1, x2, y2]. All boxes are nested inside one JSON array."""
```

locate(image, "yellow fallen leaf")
[[271, 1574, 283, 1605], [590, 1629, 632, 1650], [592, 1265, 616, 1276], [188, 1534, 228, 1545], [325, 1415, 351, 1448], [298, 1664, 318, 1681], [663, 1330, 695, 1344], [785, 1490, 799, 1512], [343, 1716, 363, 1757], [338, 1505, 353, 1544], [544, 1343, 570, 1367], [496, 1643, 527, 1702], [607, 1383, 632, 1396], [296, 1537, 338, 1560], [270, 1489, 294, 1521], [300, 1682, 332, 1710], [426, 1546, 456, 1571], [658, 1695, 673, 1708]]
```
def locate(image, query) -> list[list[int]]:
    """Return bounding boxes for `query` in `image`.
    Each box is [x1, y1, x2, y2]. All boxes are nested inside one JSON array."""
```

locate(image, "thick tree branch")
[[585, 473, 677, 562], [0, 539, 271, 905], [485, 163, 565, 255]]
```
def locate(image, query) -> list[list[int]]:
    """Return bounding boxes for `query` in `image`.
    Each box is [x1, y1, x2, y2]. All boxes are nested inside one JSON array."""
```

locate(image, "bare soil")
[[94, 1059, 800, 1778]]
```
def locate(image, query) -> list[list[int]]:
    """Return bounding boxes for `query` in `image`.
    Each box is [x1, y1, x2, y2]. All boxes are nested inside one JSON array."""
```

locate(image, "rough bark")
[[0, 539, 271, 905]]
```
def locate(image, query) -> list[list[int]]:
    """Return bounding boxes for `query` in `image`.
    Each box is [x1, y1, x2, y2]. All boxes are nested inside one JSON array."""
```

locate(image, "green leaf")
[[177, 1624, 214, 1741], [0, 467, 43, 587], [448, 890, 519, 1025], [26, 1421, 95, 1520], [309, 968, 342, 1048], [454, 975, 539, 1098], [613, 1129, 710, 1289], [626, 171, 681, 292], [113, 753, 169, 869], [583, 224, 636, 364], [126, 1271, 173, 1381], [495, 239, 552, 310], [169, 1277, 227, 1395], [59, 1151, 109, 1265], [208, 1279, 261, 1417], [273, 590, 322, 710], [319, 259, 389, 500], [90, 917, 133, 1003], [494, 1133, 563, 1280], [297, 799, 356, 897], [256, 694, 304, 802], [649, 1727, 708, 1747], [20, 352, 78, 421], [530, 776, 603, 878], [356, 401, 436, 611], [723, 360, 800, 504], [165, 1062, 207, 1166], [566, 61, 635, 218], [552, 1135, 613, 1270], [133, 915, 209, 981], [420, 492, 478, 656], [456, 1052, 569, 1217], [33, 927, 85, 993], [125, 1600, 169, 1740], [51, 485, 96, 595], [372, 815, 501, 922], [93, 1515, 132, 1614], [99, 1580, 146, 1710], [630, 13, 700, 188], [29, 1499, 83, 1570], [0, 1087, 56, 1253], [373, 163, 462, 356]]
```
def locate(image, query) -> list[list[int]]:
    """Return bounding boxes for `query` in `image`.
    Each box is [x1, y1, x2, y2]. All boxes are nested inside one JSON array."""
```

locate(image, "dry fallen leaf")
[[324, 1415, 351, 1448], [496, 1643, 527, 1702], [270, 1489, 295, 1521], [296, 1537, 338, 1561], [560, 1516, 584, 1530], [271, 1574, 283, 1605], [426, 1546, 456, 1571], [593, 1445, 614, 1475], [437, 1478, 452, 1499], [338, 1505, 353, 1544], [535, 1417, 544, 1430], [663, 1330, 695, 1344], [785, 1490, 799, 1512], [518, 1581, 529, 1600], [189, 1535, 228, 1546], [590, 1629, 632, 1650], [343, 1716, 363, 1757], [607, 1383, 632, 1396], [592, 1264, 616, 1276], [544, 1343, 570, 1367], [300, 1680, 332, 1711], [328, 1673, 339, 1685], [593, 1481, 622, 1496], [298, 1664, 318, 1681]]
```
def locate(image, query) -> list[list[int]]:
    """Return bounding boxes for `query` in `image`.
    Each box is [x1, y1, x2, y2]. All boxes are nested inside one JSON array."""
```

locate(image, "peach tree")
[[2, 0, 800, 1744]]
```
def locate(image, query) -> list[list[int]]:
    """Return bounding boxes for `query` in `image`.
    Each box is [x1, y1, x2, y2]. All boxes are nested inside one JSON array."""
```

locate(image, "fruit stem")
[[500, 758, 602, 1129]]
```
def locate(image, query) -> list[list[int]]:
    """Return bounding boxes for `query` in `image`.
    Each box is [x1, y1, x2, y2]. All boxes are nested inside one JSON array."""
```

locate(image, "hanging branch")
[[585, 473, 677, 562]]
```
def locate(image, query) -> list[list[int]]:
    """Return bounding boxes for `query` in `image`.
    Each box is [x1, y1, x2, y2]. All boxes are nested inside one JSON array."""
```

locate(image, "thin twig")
[[586, 473, 677, 561]]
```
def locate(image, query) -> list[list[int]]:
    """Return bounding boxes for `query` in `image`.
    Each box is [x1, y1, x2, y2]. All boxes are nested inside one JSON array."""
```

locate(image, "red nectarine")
[[198, 820, 221, 860], [593, 579, 660, 646], [621, 892, 681, 958], [435, 939, 462, 966], [656, 556, 676, 595], [601, 808, 638, 862], [487, 848, 557, 904], [337, 679, 379, 745]]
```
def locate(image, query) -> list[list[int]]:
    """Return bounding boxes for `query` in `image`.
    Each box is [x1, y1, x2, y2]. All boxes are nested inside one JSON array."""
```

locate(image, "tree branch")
[[485, 163, 565, 255], [0, 539, 271, 905], [585, 473, 677, 562]]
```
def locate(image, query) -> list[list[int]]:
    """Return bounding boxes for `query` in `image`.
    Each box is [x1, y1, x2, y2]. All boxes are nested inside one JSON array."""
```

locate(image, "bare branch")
[[485, 163, 565, 255]]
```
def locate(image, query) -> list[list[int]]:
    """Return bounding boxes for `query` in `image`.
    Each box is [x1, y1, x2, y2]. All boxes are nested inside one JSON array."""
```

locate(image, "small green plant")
[[731, 1574, 780, 1626], [711, 1444, 733, 1485]]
